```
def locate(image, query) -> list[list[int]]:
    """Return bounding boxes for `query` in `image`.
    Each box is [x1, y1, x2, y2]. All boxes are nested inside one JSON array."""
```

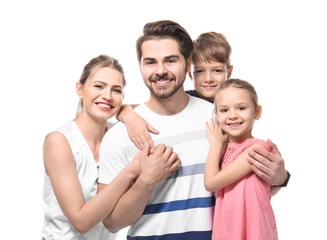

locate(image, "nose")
[[204, 71, 214, 83], [102, 88, 113, 102], [228, 110, 238, 120], [155, 62, 168, 76]]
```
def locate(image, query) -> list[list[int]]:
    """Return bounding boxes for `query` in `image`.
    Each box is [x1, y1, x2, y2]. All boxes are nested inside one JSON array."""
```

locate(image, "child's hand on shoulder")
[[206, 117, 227, 146]]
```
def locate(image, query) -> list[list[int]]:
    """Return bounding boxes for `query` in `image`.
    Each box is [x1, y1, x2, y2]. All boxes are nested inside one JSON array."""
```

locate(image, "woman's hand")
[[137, 143, 180, 189]]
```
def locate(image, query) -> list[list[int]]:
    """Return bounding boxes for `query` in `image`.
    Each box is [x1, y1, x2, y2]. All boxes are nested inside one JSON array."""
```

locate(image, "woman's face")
[[77, 67, 124, 122]]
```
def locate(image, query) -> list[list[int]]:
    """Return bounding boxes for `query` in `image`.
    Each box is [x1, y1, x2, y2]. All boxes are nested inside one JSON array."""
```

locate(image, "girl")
[[42, 54, 178, 239], [205, 79, 278, 240]]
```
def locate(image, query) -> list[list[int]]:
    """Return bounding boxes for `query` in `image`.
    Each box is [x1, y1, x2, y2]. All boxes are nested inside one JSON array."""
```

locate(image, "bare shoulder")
[[44, 131, 69, 151], [43, 131, 73, 171]]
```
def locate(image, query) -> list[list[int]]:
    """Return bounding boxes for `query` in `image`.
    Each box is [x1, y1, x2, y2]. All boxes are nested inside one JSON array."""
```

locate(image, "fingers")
[[143, 132, 155, 150], [249, 164, 273, 183], [267, 139, 281, 156], [206, 117, 218, 131], [248, 145, 286, 185], [130, 135, 143, 150], [153, 144, 166, 154], [146, 122, 160, 135], [205, 121, 209, 131], [162, 146, 174, 160], [158, 145, 180, 171], [169, 154, 180, 171], [141, 142, 150, 156], [131, 133, 154, 151], [251, 145, 274, 165]]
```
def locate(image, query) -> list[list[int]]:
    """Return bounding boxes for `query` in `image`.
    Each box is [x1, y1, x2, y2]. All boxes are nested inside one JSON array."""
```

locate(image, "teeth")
[[98, 103, 111, 109], [155, 80, 170, 84]]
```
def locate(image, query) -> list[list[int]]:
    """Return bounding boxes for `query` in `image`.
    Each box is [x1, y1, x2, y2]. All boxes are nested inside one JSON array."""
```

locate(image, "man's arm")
[[99, 143, 180, 233], [247, 139, 289, 194]]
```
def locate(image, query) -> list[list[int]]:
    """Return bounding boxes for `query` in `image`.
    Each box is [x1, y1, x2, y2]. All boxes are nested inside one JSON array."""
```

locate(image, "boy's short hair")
[[192, 32, 232, 68], [136, 20, 193, 63]]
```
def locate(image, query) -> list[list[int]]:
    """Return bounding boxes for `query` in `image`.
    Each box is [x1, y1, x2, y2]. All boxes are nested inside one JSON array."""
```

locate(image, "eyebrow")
[[218, 102, 248, 107], [143, 55, 181, 62], [218, 105, 228, 108], [93, 80, 107, 85], [93, 80, 123, 88]]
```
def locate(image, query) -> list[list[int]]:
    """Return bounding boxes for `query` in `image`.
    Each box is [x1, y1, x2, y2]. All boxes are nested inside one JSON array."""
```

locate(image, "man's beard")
[[147, 72, 185, 99]]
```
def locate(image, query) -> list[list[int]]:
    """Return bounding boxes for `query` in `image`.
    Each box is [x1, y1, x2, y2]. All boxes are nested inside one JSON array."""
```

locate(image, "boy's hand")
[[247, 139, 288, 186], [129, 118, 159, 151], [206, 117, 228, 146], [117, 104, 159, 150]]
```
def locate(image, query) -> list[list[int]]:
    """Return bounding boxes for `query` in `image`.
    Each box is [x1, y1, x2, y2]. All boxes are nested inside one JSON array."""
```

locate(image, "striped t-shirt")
[[99, 96, 215, 240]]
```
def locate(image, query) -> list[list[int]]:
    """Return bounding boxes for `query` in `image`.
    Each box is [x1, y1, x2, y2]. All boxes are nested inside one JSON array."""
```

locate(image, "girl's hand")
[[206, 117, 228, 146]]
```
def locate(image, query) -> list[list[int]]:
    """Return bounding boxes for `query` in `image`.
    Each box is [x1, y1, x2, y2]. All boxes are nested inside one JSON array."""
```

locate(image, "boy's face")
[[191, 60, 232, 103]]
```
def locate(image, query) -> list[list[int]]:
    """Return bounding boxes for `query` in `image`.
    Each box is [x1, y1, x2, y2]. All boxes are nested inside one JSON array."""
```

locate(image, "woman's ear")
[[76, 82, 83, 100], [255, 105, 262, 120]]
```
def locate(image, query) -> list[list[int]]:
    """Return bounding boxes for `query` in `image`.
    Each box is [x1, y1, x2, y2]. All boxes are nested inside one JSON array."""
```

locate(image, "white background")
[[1, 0, 326, 239]]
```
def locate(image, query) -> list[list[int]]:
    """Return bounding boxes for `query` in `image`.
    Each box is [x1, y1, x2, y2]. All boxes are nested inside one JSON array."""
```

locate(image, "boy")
[[186, 31, 233, 103]]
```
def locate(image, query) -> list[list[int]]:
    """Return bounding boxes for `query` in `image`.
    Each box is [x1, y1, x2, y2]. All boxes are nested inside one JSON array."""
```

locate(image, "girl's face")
[[77, 67, 124, 122], [215, 87, 261, 143]]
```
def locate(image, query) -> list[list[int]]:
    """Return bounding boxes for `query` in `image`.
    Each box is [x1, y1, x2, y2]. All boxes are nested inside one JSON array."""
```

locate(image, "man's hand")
[[137, 143, 180, 190], [247, 139, 288, 186]]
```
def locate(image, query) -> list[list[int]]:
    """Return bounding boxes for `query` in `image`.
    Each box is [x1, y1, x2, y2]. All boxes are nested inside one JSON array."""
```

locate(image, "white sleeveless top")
[[42, 121, 116, 240]]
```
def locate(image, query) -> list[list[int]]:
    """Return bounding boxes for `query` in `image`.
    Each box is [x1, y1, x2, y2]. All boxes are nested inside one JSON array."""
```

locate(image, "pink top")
[[212, 139, 278, 240]]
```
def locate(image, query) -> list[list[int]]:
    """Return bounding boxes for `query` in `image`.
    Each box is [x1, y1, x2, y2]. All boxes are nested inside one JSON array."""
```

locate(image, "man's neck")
[[145, 89, 189, 116]]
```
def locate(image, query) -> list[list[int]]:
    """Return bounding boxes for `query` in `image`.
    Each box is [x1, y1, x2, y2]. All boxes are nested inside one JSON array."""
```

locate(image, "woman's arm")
[[43, 132, 139, 234], [99, 143, 180, 233], [116, 104, 159, 150]]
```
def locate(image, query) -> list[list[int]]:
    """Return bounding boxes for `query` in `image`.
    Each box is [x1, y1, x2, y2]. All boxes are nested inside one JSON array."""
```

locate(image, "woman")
[[42, 54, 179, 239]]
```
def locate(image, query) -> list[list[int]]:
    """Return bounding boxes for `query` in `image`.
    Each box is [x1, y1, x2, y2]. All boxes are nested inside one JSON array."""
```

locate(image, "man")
[[98, 20, 289, 239]]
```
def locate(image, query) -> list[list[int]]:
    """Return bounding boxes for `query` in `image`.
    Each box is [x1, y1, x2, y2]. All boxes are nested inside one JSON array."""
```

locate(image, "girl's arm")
[[116, 104, 159, 150], [43, 132, 140, 234], [205, 144, 258, 192], [204, 117, 228, 191]]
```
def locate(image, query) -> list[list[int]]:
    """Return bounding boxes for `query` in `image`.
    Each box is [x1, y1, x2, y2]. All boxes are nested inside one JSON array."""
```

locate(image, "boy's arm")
[[247, 139, 289, 193], [116, 104, 159, 150]]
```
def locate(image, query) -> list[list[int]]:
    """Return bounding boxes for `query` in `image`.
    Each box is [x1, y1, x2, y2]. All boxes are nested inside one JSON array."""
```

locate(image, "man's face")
[[139, 38, 187, 99]]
